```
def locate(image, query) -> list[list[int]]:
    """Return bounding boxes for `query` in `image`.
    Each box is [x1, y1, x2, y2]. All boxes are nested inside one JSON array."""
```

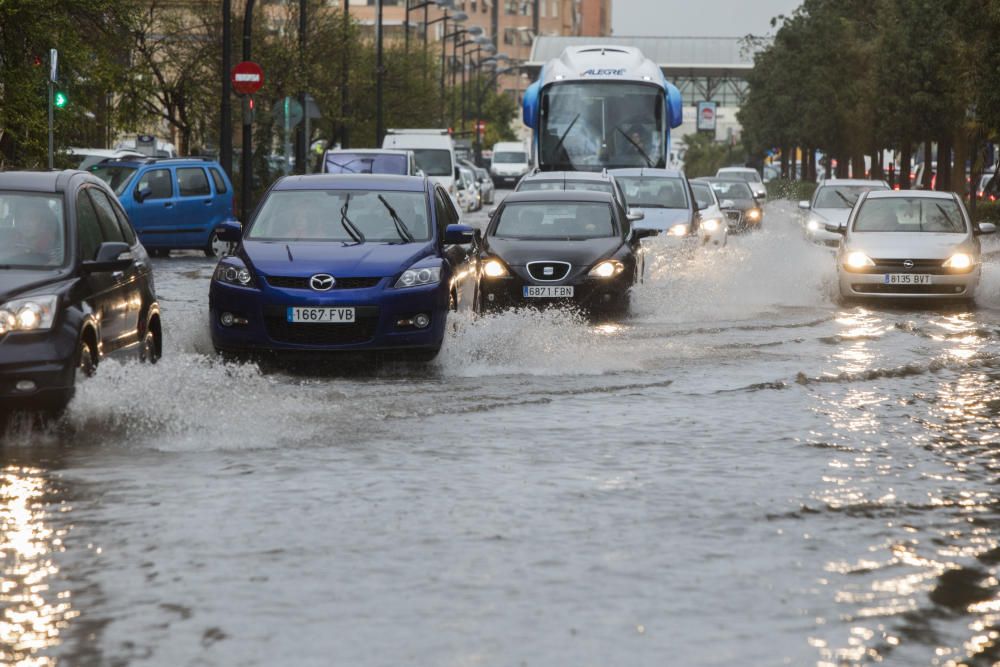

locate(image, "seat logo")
[[544, 266, 554, 276], [903, 259, 914, 269], [310, 274, 336, 291]]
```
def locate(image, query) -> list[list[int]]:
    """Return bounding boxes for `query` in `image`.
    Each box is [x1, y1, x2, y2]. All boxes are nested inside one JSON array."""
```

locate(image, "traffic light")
[[53, 90, 68, 109]]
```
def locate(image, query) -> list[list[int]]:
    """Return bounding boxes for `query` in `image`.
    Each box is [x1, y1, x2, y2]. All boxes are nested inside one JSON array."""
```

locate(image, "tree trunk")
[[824, 153, 832, 180], [922, 142, 934, 189], [780, 147, 789, 180], [899, 139, 912, 190], [836, 152, 849, 178], [851, 153, 865, 178], [951, 128, 968, 195], [937, 135, 951, 192], [806, 147, 815, 182], [870, 148, 884, 180], [791, 147, 799, 181]]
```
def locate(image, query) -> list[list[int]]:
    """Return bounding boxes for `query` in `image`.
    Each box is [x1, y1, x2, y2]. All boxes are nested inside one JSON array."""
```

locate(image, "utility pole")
[[295, 0, 307, 174], [241, 0, 255, 222], [221, 0, 232, 178], [375, 0, 385, 146], [47, 49, 56, 170], [341, 0, 350, 149]]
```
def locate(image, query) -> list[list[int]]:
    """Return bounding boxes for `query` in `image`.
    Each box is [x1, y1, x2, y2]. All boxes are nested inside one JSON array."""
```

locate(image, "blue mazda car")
[[209, 174, 477, 361]]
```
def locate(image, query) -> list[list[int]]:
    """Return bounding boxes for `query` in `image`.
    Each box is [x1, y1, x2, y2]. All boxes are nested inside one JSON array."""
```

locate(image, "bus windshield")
[[539, 82, 665, 171]]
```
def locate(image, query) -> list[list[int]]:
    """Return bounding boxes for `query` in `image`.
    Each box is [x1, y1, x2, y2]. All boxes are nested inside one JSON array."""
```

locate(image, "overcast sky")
[[612, 0, 802, 37]]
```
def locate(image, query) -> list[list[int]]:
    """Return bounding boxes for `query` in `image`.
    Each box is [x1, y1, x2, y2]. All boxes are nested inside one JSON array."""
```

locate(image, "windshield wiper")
[[377, 195, 415, 243], [326, 159, 360, 173], [833, 191, 856, 207], [549, 113, 580, 162], [339, 194, 365, 244], [614, 127, 654, 167], [934, 203, 958, 232]]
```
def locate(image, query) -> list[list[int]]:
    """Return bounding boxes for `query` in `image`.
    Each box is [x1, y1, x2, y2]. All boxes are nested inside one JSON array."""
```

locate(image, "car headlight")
[[746, 208, 762, 222], [588, 260, 624, 278], [667, 223, 689, 237], [807, 218, 822, 232], [701, 218, 722, 232], [845, 251, 875, 270], [214, 262, 256, 287], [0, 295, 58, 334], [394, 265, 442, 288], [483, 259, 509, 278], [943, 253, 973, 270]]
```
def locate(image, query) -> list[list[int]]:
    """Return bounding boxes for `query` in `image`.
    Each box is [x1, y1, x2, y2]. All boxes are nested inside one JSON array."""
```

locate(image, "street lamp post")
[[221, 0, 232, 179], [437, 12, 467, 125], [476, 64, 520, 165], [375, 0, 385, 146], [240, 0, 256, 223], [340, 0, 349, 149]]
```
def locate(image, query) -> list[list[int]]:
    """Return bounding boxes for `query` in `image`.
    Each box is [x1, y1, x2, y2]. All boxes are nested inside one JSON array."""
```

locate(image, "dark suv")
[[0, 171, 162, 420]]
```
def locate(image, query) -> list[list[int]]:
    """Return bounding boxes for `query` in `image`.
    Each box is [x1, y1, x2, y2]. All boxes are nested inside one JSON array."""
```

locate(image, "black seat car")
[[477, 190, 654, 314], [0, 170, 162, 420]]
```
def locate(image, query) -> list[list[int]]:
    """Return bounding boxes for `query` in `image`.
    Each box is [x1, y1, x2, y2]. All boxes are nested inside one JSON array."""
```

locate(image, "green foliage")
[[0, 0, 136, 167], [765, 178, 817, 202], [972, 200, 1000, 223], [681, 133, 729, 178]]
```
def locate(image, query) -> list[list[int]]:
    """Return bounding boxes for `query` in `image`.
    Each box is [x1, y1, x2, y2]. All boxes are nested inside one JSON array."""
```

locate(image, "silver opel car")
[[832, 190, 995, 301]]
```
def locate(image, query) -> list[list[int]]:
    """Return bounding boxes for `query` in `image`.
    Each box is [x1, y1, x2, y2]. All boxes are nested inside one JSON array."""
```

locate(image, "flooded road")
[[6, 197, 1000, 666]]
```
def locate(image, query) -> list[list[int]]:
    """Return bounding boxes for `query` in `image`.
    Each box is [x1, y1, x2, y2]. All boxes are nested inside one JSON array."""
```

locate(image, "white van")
[[490, 141, 530, 187], [382, 129, 457, 194]]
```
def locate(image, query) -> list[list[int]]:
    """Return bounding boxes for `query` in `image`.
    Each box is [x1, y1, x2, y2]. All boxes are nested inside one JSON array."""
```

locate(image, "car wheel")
[[140, 327, 161, 364], [77, 337, 97, 378], [205, 231, 230, 258]]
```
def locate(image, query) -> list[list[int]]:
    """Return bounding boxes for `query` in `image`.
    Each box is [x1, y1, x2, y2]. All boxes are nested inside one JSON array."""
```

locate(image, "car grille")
[[724, 210, 743, 226], [852, 284, 966, 295], [264, 316, 378, 345], [526, 261, 571, 281], [265, 276, 382, 290], [852, 259, 956, 275]]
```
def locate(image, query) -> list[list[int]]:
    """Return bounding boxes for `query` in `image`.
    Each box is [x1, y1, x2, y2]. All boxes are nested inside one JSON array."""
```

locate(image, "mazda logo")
[[310, 274, 335, 291], [903, 259, 914, 269]]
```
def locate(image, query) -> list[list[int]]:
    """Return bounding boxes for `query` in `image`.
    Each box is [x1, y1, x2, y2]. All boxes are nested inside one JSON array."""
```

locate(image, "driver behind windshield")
[[16, 199, 64, 266]]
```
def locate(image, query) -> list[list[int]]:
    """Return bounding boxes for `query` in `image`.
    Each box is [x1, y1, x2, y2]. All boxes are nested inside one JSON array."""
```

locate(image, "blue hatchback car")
[[209, 174, 477, 361], [89, 157, 237, 257]]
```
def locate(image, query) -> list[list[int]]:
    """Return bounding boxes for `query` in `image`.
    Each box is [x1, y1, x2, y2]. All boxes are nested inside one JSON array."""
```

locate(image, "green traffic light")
[[54, 91, 68, 109]]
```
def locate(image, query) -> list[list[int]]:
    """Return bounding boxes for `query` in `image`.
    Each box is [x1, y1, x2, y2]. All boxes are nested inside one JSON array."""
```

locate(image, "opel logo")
[[310, 274, 335, 291], [903, 259, 914, 269]]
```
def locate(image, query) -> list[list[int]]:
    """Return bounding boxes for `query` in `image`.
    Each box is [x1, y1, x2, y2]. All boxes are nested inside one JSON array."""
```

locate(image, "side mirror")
[[634, 228, 659, 239], [798, 200, 810, 210], [487, 207, 497, 218], [824, 222, 846, 235], [444, 223, 476, 245], [976, 222, 997, 235], [720, 199, 735, 209], [135, 187, 152, 203], [216, 220, 243, 243], [626, 209, 645, 222], [82, 241, 133, 272]]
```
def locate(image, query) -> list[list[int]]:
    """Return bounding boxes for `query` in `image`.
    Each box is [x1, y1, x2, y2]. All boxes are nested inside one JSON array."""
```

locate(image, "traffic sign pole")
[[48, 48, 57, 170]]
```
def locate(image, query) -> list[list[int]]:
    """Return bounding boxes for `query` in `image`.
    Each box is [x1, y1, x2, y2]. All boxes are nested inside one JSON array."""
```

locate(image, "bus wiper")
[[339, 194, 365, 244], [615, 127, 653, 167], [550, 113, 580, 162], [377, 195, 414, 243]]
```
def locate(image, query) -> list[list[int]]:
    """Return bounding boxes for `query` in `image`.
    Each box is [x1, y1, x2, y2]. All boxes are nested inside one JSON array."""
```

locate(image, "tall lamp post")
[[375, 0, 384, 146], [448, 26, 482, 128], [405, 0, 454, 53], [476, 63, 522, 165], [221, 0, 232, 178], [240, 0, 256, 223], [340, 0, 350, 149], [439, 15, 469, 125]]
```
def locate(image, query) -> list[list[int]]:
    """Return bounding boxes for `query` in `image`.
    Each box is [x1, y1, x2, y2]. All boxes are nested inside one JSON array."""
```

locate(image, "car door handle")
[[203, 199, 213, 205], [163, 202, 173, 208]]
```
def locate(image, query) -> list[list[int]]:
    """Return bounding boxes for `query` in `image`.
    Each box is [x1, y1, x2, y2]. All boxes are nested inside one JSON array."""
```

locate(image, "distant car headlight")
[[214, 261, 256, 287], [589, 260, 624, 278], [701, 218, 722, 232], [845, 251, 875, 270], [395, 265, 441, 288], [943, 253, 973, 270], [0, 295, 58, 334], [483, 259, 509, 278], [806, 218, 822, 232], [667, 223, 689, 237], [746, 208, 762, 222]]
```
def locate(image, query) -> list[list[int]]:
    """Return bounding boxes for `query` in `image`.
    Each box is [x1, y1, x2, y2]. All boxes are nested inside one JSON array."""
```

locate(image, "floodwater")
[[6, 197, 1000, 666]]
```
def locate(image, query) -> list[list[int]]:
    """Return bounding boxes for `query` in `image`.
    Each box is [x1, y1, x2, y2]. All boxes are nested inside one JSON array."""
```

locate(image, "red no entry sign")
[[231, 61, 264, 95]]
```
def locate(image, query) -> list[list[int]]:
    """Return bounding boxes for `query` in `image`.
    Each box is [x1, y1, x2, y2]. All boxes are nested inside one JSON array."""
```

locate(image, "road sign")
[[274, 96, 304, 129], [231, 61, 264, 95]]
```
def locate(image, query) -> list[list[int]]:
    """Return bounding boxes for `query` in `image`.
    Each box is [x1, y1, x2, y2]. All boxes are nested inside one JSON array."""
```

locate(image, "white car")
[[690, 180, 728, 247], [833, 190, 995, 301], [456, 165, 480, 212], [490, 141, 530, 187], [716, 167, 767, 200], [383, 129, 457, 195], [800, 179, 890, 248]]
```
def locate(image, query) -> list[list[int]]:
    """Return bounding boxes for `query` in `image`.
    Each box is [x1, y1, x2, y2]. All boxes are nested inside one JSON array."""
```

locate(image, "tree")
[[681, 133, 728, 178]]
